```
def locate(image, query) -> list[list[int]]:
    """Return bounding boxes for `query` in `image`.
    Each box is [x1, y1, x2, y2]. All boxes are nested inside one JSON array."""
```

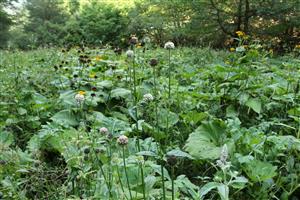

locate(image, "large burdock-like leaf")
[[243, 159, 277, 182], [184, 120, 227, 160]]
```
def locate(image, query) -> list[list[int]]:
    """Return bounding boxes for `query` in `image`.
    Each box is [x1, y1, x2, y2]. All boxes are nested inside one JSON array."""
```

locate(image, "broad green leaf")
[[184, 120, 226, 160], [245, 98, 262, 114], [157, 109, 179, 129], [166, 149, 193, 159], [217, 184, 229, 200], [267, 135, 300, 151], [244, 160, 277, 182], [110, 88, 131, 99], [51, 109, 79, 126], [0, 131, 14, 147], [199, 182, 221, 199]]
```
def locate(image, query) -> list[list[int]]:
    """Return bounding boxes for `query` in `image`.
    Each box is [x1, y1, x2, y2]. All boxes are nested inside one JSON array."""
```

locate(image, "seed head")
[[164, 41, 175, 49]]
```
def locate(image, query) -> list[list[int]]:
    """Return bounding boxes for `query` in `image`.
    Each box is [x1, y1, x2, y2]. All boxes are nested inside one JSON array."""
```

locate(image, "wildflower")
[[75, 93, 85, 104], [143, 93, 154, 102], [117, 135, 129, 145], [78, 91, 86, 95], [126, 50, 134, 58], [295, 44, 300, 49], [99, 127, 108, 135], [230, 47, 235, 52], [130, 35, 138, 45], [94, 55, 102, 61], [149, 58, 158, 67], [136, 43, 143, 48], [236, 31, 245, 37], [89, 73, 96, 78], [164, 41, 175, 49]]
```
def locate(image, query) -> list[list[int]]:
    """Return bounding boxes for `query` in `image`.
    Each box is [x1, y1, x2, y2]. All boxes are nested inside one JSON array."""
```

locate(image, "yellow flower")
[[295, 44, 300, 49], [89, 72, 96, 78], [230, 47, 235, 52], [94, 55, 102, 61], [136, 43, 143, 48], [236, 31, 245, 37], [78, 91, 86, 95]]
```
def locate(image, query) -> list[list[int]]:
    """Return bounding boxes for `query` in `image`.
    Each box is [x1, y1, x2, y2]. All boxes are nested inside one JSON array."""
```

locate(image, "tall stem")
[[122, 146, 133, 200], [171, 166, 175, 200], [132, 46, 146, 199], [153, 66, 166, 200]]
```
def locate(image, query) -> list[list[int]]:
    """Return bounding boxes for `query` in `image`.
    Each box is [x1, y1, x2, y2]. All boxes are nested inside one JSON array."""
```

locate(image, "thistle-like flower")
[[75, 93, 85, 104], [126, 50, 134, 58], [130, 35, 138, 45], [164, 41, 175, 49], [149, 58, 158, 67], [117, 135, 128, 145], [99, 127, 108, 135], [143, 93, 154, 102]]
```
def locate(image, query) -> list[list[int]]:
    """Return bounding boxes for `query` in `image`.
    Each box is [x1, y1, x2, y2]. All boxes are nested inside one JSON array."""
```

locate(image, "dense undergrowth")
[[1, 43, 300, 199]]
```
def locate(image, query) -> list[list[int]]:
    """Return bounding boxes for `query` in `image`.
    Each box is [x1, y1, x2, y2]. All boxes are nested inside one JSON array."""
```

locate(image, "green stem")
[[161, 161, 166, 200], [123, 146, 133, 200], [132, 47, 146, 199], [171, 167, 175, 200], [117, 165, 128, 200]]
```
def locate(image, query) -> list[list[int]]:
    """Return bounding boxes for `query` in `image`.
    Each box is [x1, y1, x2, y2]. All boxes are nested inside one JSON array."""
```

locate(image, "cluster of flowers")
[[100, 126, 129, 146]]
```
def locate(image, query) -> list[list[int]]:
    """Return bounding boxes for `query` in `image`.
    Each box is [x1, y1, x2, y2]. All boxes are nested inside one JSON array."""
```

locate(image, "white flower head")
[[143, 36, 151, 44], [125, 50, 134, 58], [143, 93, 154, 102], [99, 127, 108, 135], [117, 135, 128, 145], [164, 41, 175, 49], [75, 94, 85, 104]]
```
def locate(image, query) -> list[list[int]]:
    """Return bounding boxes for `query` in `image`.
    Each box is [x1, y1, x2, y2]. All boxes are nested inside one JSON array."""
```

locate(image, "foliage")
[[1, 36, 300, 199]]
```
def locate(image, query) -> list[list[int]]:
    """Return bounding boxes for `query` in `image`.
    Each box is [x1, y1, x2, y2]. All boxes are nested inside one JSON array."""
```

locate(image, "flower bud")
[[117, 135, 129, 145], [99, 127, 108, 135], [149, 58, 158, 67]]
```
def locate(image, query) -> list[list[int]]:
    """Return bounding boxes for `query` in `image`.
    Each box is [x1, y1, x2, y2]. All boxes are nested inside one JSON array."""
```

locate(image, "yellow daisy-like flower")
[[94, 55, 102, 61], [89, 72, 96, 78], [236, 31, 245, 37], [230, 47, 235, 52], [78, 91, 86, 95], [136, 43, 143, 48]]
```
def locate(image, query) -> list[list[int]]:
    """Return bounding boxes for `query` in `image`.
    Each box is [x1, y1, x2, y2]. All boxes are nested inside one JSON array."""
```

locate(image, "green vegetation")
[[1, 37, 300, 199]]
